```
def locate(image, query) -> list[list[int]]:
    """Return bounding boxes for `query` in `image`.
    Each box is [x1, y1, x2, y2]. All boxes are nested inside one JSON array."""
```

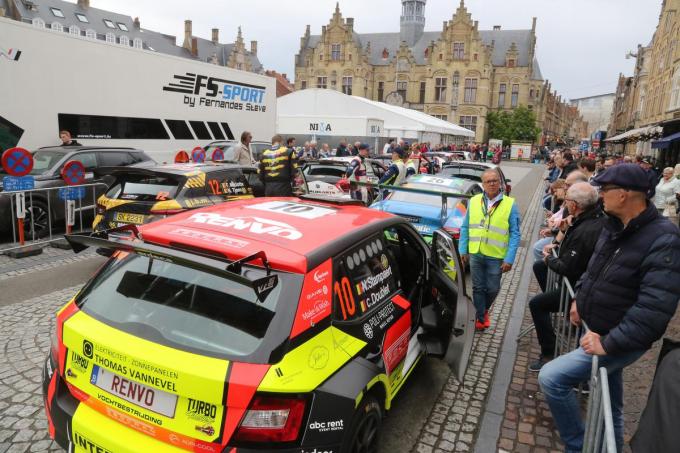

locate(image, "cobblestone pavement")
[[0, 246, 96, 281], [0, 287, 78, 453], [411, 176, 544, 453]]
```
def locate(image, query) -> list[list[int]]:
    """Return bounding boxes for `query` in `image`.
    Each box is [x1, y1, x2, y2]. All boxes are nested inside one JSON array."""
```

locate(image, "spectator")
[[309, 141, 319, 159], [320, 143, 331, 158], [558, 151, 578, 179], [528, 182, 604, 371], [653, 167, 680, 218], [353, 141, 362, 157], [383, 139, 395, 155], [234, 131, 254, 165], [578, 158, 596, 181], [259, 134, 298, 196], [59, 130, 81, 147], [459, 169, 521, 330], [640, 158, 660, 198], [336, 140, 350, 157], [538, 164, 680, 453], [286, 137, 296, 154]]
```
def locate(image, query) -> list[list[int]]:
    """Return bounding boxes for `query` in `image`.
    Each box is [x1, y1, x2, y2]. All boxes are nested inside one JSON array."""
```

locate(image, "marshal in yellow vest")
[[468, 193, 515, 259]]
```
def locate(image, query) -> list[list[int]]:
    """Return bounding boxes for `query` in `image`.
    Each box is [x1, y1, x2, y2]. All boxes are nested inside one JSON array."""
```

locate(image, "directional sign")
[[58, 186, 86, 200], [211, 147, 224, 161], [61, 161, 86, 186], [2, 176, 35, 191], [175, 150, 190, 163], [191, 147, 206, 163], [1, 147, 34, 176]]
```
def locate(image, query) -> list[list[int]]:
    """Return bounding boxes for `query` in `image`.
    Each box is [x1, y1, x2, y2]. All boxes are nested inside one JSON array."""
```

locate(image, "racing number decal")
[[208, 179, 221, 195], [335, 277, 356, 320], [247, 201, 336, 219]]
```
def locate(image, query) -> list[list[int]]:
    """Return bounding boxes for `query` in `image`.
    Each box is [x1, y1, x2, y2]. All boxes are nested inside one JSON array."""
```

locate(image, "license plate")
[[90, 365, 177, 418], [114, 212, 146, 224]]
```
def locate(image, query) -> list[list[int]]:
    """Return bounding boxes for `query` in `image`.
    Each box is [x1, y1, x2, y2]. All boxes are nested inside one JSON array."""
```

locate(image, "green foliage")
[[487, 106, 541, 145]]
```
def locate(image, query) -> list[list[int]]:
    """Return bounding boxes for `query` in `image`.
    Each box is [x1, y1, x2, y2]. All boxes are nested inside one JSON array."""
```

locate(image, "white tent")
[[277, 89, 475, 144]]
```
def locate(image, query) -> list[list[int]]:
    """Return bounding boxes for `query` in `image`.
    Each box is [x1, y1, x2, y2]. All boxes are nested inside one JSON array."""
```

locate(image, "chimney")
[[191, 37, 198, 57], [77, 0, 90, 9], [182, 20, 192, 51], [212, 28, 219, 44], [133, 17, 140, 29], [250, 40, 257, 55], [346, 17, 354, 31], [493, 25, 501, 30], [532, 17, 537, 32]]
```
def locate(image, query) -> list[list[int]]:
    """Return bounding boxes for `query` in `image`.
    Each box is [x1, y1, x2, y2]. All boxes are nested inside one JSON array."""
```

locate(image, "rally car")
[[44, 196, 475, 453], [92, 163, 258, 231], [298, 157, 387, 204], [370, 175, 482, 241]]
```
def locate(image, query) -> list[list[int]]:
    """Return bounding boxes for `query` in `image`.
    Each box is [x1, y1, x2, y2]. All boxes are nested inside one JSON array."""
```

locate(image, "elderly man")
[[460, 169, 521, 330], [538, 164, 680, 453], [528, 182, 604, 371]]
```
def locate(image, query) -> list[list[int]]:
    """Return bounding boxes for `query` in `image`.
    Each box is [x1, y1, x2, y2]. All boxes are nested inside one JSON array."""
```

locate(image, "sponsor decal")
[[308, 181, 345, 197], [364, 302, 396, 333], [169, 228, 249, 248], [99, 393, 164, 426], [72, 431, 112, 453], [290, 260, 333, 338], [195, 425, 215, 436], [247, 201, 336, 219], [307, 346, 329, 370], [70, 350, 89, 373], [363, 323, 374, 340], [380, 254, 389, 270], [188, 212, 302, 240], [313, 269, 329, 284], [309, 122, 333, 133], [162, 72, 267, 113], [308, 419, 344, 433], [186, 398, 217, 423], [82, 339, 93, 359], [358, 266, 392, 294], [0, 48, 21, 62]]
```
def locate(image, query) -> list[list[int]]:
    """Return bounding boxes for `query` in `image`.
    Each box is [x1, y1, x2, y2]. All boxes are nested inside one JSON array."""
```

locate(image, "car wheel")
[[342, 395, 382, 453], [24, 199, 50, 238]]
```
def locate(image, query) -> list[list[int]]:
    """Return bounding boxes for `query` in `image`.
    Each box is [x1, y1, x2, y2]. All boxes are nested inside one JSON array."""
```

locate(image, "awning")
[[605, 125, 663, 143], [651, 131, 680, 149]]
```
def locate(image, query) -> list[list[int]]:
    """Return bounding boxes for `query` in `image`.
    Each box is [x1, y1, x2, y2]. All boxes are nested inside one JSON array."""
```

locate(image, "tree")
[[487, 106, 541, 145]]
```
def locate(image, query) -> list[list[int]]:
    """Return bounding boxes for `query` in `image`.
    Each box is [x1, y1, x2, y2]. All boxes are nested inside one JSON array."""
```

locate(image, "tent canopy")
[[605, 125, 662, 143], [277, 89, 475, 139]]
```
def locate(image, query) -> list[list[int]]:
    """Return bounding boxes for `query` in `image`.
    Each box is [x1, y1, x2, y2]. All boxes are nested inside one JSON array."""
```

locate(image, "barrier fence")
[[0, 182, 107, 254]]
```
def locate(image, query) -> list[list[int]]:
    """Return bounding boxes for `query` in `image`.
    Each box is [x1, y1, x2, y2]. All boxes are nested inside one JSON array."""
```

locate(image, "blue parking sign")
[[2, 176, 35, 191], [58, 186, 86, 200]]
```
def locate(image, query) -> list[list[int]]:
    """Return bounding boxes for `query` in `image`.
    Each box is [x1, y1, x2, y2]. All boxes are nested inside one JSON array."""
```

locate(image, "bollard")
[[15, 192, 26, 245], [65, 199, 75, 235]]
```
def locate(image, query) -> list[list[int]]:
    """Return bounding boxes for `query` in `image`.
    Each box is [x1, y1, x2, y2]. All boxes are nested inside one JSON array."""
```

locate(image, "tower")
[[400, 0, 426, 47]]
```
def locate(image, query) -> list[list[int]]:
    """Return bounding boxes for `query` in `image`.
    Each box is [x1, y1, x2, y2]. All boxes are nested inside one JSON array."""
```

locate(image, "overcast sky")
[[91, 0, 661, 100]]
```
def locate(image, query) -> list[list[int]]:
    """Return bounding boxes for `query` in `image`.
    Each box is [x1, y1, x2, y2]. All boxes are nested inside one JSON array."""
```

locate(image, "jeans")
[[528, 289, 560, 356], [533, 237, 552, 262], [469, 254, 503, 321], [538, 347, 646, 453]]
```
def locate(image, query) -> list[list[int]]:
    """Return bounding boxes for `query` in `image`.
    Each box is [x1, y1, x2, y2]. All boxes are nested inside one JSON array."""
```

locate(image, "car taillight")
[[150, 208, 186, 216], [96, 203, 106, 215], [444, 227, 461, 240], [232, 395, 306, 443]]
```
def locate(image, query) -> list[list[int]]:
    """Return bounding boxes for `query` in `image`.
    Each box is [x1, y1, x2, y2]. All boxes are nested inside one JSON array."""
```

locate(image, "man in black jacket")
[[538, 164, 680, 453], [558, 150, 578, 179], [528, 182, 604, 371]]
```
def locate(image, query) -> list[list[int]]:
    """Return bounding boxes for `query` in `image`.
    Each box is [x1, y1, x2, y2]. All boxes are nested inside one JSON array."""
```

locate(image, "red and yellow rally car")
[[44, 196, 475, 453]]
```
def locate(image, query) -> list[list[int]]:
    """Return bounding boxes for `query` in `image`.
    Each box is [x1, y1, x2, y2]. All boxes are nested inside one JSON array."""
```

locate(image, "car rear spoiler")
[[65, 227, 278, 303], [93, 166, 188, 180]]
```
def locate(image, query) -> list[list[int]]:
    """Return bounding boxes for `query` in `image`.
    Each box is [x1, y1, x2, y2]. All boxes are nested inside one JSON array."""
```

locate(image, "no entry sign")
[[1, 147, 34, 177], [61, 161, 86, 186], [192, 146, 206, 163]]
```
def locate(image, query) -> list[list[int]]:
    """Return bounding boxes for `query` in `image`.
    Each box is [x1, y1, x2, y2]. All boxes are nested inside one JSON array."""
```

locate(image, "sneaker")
[[483, 310, 491, 329], [528, 355, 553, 372], [475, 320, 486, 331]]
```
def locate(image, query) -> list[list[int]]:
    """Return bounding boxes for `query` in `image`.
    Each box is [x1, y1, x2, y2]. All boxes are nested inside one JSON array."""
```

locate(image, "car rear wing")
[[65, 227, 278, 303], [93, 166, 189, 181]]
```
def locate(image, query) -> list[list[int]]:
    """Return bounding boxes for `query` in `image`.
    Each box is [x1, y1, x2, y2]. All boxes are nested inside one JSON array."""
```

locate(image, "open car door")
[[427, 229, 475, 382]]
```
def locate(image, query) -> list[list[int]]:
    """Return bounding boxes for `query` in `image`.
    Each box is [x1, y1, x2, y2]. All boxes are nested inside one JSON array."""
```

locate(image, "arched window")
[[119, 35, 129, 46], [50, 22, 63, 32], [69, 25, 81, 36], [133, 38, 143, 49], [86, 29, 97, 39], [32, 18, 45, 28], [106, 32, 116, 44]]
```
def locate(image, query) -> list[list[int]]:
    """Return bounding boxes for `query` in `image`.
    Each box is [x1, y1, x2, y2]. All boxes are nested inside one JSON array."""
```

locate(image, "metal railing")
[[0, 183, 107, 254]]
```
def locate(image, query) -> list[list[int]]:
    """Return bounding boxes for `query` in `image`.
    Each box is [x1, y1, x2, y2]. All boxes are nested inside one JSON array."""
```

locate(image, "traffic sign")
[[58, 186, 86, 200], [191, 147, 206, 163], [592, 140, 601, 148], [175, 150, 190, 163], [211, 147, 224, 161], [61, 161, 86, 186], [2, 176, 35, 191], [1, 147, 33, 177]]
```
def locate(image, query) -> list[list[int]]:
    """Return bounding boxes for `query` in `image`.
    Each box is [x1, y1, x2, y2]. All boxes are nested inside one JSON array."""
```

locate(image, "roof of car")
[[36, 146, 142, 152], [443, 161, 499, 170], [138, 197, 403, 273], [99, 162, 253, 178]]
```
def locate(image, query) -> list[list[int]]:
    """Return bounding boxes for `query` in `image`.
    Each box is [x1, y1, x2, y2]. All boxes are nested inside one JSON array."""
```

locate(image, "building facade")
[[570, 93, 615, 138], [295, 0, 581, 145]]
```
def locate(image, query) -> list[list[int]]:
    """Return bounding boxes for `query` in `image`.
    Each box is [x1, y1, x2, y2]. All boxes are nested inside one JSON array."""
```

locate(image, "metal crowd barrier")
[[0, 182, 107, 254]]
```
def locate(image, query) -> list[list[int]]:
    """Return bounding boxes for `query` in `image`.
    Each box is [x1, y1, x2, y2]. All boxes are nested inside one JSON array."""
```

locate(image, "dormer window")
[[133, 38, 143, 49], [50, 8, 64, 18], [118, 23, 129, 32], [69, 25, 80, 36], [75, 13, 88, 23], [119, 35, 129, 46], [85, 29, 96, 39], [106, 32, 116, 44], [424, 47, 429, 58], [51, 22, 63, 32], [103, 19, 116, 29], [382, 48, 389, 59]]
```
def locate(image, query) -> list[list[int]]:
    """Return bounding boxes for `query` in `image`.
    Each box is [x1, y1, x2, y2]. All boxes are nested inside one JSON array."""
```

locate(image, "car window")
[[98, 152, 135, 167], [440, 167, 483, 181], [306, 165, 346, 178], [67, 152, 98, 170], [29, 150, 67, 175], [117, 177, 181, 201], [333, 235, 401, 322]]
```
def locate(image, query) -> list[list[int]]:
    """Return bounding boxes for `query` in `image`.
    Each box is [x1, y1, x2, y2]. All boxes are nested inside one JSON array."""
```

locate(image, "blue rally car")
[[370, 175, 483, 241]]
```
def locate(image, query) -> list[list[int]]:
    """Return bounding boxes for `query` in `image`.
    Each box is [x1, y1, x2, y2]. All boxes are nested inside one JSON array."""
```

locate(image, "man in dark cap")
[[640, 158, 660, 198], [539, 163, 680, 453]]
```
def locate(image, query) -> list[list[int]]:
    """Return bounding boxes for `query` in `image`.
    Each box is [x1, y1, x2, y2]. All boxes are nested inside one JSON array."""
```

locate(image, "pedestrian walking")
[[459, 169, 521, 330], [258, 134, 298, 197], [538, 163, 680, 453], [234, 131, 254, 165]]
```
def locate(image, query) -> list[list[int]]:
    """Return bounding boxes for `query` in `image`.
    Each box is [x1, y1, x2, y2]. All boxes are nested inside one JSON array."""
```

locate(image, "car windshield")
[[204, 144, 237, 161], [388, 185, 462, 209], [28, 150, 67, 175], [440, 166, 486, 182], [77, 253, 300, 361]]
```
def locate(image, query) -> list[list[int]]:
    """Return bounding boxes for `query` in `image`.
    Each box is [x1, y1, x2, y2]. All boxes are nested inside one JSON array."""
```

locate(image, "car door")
[[425, 230, 475, 382]]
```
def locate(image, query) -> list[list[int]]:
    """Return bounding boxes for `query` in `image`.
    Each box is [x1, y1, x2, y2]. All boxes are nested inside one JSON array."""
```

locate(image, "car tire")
[[24, 199, 51, 238], [342, 395, 382, 453]]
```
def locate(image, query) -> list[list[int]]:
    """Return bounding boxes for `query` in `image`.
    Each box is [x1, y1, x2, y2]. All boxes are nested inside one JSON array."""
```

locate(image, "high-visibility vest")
[[468, 193, 514, 259]]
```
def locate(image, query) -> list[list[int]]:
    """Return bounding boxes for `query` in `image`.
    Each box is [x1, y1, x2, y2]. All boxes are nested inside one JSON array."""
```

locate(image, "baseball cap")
[[392, 147, 406, 158], [590, 163, 649, 193], [358, 143, 370, 150], [641, 158, 652, 165]]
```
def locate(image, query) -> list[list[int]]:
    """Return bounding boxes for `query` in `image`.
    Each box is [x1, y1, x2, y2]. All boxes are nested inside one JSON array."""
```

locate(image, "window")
[[32, 18, 45, 28], [207, 122, 225, 140], [419, 81, 426, 104], [189, 121, 212, 140], [464, 78, 477, 104], [117, 23, 129, 32], [378, 81, 385, 101], [319, 53, 323, 61], [397, 81, 407, 100], [69, 25, 80, 36], [331, 44, 341, 61], [301, 80, 307, 89], [119, 35, 129, 46], [529, 88, 534, 99], [75, 13, 89, 23], [498, 83, 506, 108], [342, 76, 353, 95], [86, 29, 96, 39], [508, 59, 515, 68], [103, 19, 116, 29], [50, 8, 64, 18], [58, 114, 170, 140], [459, 116, 477, 133], [98, 152, 136, 167], [67, 153, 97, 170], [453, 42, 465, 60], [432, 114, 448, 121], [51, 22, 63, 32], [133, 38, 143, 49], [511, 84, 519, 108], [435, 77, 447, 103], [317, 76, 327, 89], [106, 33, 116, 44], [165, 120, 194, 139], [0, 115, 25, 151]]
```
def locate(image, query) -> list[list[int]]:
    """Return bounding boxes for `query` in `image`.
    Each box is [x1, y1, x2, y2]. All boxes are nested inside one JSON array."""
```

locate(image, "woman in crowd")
[[653, 167, 680, 222]]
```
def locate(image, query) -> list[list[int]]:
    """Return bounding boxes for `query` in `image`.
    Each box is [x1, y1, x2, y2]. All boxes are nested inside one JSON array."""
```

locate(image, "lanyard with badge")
[[480, 196, 502, 228]]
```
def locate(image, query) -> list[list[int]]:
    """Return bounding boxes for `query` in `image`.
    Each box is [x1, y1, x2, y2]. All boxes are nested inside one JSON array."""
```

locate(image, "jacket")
[[235, 143, 253, 165], [545, 206, 604, 286], [558, 162, 578, 179], [259, 145, 298, 183], [575, 204, 680, 356]]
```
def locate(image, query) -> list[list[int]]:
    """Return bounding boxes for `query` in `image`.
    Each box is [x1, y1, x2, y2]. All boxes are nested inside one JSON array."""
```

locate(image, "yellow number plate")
[[114, 212, 145, 224]]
